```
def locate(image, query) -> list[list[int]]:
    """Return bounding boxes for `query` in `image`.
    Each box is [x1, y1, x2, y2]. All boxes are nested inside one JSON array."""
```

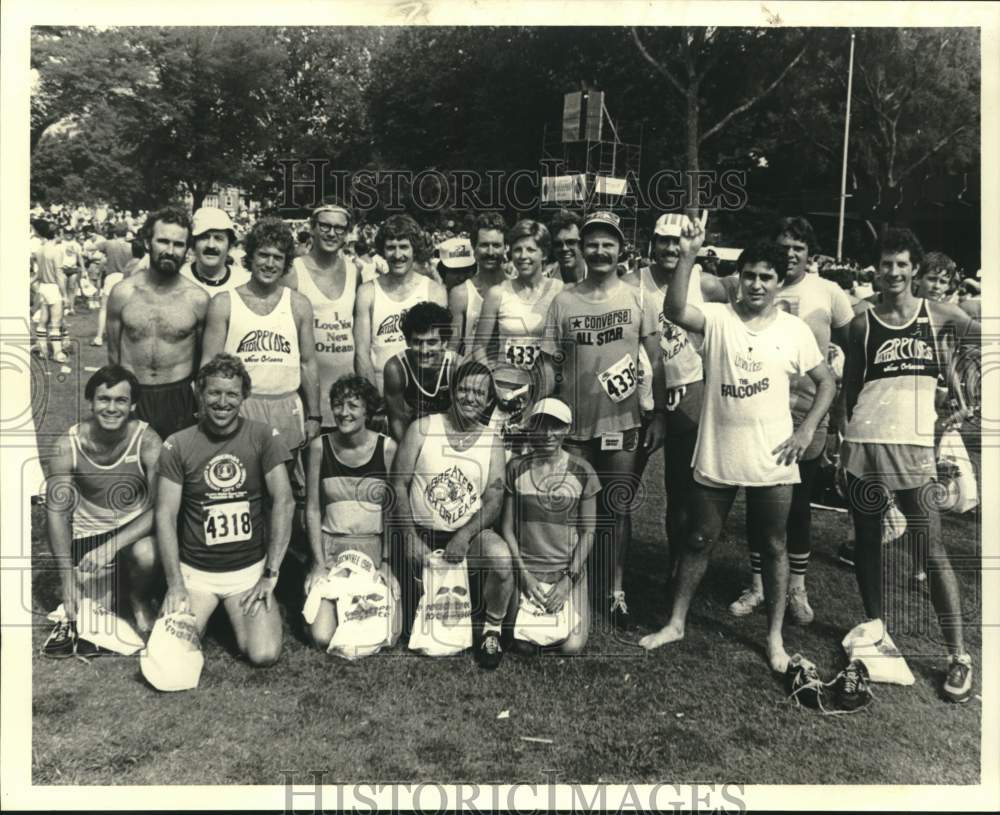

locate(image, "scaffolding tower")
[[540, 91, 642, 249]]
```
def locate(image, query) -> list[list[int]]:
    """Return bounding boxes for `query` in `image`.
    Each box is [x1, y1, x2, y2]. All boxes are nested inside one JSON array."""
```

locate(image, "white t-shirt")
[[180, 262, 250, 296], [693, 303, 823, 486]]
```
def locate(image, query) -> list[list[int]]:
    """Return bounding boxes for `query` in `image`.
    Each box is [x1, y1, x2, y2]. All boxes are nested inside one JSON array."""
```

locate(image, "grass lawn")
[[28, 307, 982, 785]]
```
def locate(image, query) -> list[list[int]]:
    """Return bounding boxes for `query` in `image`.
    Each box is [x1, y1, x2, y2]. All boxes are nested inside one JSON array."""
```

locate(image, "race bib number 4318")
[[203, 500, 252, 546], [598, 354, 638, 403]]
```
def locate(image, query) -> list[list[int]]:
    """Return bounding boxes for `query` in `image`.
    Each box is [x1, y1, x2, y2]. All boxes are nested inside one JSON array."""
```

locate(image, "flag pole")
[[837, 31, 856, 261]]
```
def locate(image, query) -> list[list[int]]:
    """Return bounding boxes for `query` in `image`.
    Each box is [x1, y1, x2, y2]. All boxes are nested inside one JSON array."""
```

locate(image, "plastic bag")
[[513, 582, 580, 646], [140, 611, 204, 691], [937, 429, 978, 514], [48, 598, 145, 656], [841, 620, 915, 686], [408, 550, 473, 656]]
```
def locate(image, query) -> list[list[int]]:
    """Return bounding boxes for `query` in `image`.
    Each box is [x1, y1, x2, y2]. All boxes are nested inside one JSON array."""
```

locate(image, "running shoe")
[[834, 659, 872, 711], [943, 654, 973, 703], [609, 591, 634, 631], [477, 630, 503, 670], [784, 654, 827, 709], [42, 619, 77, 658], [75, 637, 115, 659], [728, 587, 764, 617], [787, 586, 815, 625]]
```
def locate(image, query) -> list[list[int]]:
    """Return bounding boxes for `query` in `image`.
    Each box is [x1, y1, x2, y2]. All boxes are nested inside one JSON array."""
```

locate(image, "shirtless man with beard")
[[107, 206, 210, 442]]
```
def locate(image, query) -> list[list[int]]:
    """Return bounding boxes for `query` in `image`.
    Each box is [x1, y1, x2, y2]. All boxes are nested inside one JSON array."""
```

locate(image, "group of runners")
[[37, 201, 979, 702]]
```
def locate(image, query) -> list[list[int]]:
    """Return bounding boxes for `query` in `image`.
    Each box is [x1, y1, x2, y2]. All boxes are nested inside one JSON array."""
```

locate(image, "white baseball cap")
[[653, 213, 685, 238], [527, 398, 572, 425], [438, 237, 475, 269], [140, 612, 205, 692], [191, 207, 236, 240]]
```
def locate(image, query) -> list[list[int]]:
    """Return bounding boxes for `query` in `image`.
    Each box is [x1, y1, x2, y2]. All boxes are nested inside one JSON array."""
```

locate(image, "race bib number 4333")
[[504, 339, 540, 369], [203, 500, 252, 546], [598, 354, 638, 403]]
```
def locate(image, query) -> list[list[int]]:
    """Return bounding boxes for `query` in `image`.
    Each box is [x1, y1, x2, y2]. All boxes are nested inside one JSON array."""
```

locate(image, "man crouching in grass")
[[155, 353, 295, 667], [43, 365, 164, 658], [501, 398, 599, 655]]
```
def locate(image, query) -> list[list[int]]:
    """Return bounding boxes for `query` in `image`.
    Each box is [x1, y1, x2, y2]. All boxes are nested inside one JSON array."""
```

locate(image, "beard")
[[151, 253, 182, 276]]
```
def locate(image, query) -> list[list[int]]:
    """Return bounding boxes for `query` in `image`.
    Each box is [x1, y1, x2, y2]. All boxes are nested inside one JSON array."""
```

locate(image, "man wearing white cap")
[[540, 210, 667, 627], [638, 212, 729, 578], [448, 213, 508, 357], [501, 398, 600, 654], [180, 207, 249, 295], [436, 236, 476, 291]]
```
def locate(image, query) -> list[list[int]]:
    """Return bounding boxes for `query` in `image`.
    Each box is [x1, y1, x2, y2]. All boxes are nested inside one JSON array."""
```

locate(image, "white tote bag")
[[513, 583, 580, 646], [937, 429, 978, 514], [841, 620, 915, 686], [408, 550, 473, 656]]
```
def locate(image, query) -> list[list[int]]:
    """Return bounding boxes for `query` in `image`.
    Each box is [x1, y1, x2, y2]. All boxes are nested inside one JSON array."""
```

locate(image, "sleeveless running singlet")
[[496, 277, 562, 370], [640, 265, 705, 388], [319, 432, 391, 537], [395, 349, 456, 418], [844, 299, 940, 447], [408, 413, 494, 532], [369, 275, 433, 392], [294, 256, 357, 426], [462, 278, 485, 354], [69, 420, 151, 536], [225, 286, 301, 395]]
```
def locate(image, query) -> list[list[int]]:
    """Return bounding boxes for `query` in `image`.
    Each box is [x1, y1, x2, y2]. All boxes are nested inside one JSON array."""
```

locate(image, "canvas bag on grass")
[[936, 429, 978, 514], [326, 552, 397, 661], [408, 550, 473, 656], [140, 611, 204, 691], [513, 583, 580, 646], [302, 549, 382, 624], [47, 598, 145, 656], [841, 619, 915, 686]]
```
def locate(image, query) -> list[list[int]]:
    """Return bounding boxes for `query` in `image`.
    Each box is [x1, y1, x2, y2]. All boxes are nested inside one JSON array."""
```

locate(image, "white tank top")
[[369, 275, 432, 392], [462, 279, 485, 354], [641, 265, 705, 388], [408, 413, 494, 532], [496, 277, 562, 370], [293, 256, 357, 426], [225, 286, 301, 396]]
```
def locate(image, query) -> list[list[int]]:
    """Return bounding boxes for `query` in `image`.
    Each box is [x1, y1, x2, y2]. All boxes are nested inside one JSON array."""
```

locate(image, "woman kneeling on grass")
[[304, 374, 400, 649], [501, 398, 600, 654]]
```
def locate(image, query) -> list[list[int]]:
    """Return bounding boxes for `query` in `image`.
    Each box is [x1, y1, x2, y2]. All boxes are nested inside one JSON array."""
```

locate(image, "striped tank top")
[[69, 420, 151, 537], [319, 433, 391, 538]]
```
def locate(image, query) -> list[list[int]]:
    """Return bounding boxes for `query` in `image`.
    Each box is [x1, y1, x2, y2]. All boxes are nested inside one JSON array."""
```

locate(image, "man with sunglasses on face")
[[285, 205, 367, 432]]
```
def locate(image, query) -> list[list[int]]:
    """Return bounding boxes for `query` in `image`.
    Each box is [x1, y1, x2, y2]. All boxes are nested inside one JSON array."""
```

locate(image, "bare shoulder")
[[430, 279, 448, 305], [289, 288, 314, 318], [180, 277, 211, 312], [448, 281, 468, 309], [926, 298, 968, 326]]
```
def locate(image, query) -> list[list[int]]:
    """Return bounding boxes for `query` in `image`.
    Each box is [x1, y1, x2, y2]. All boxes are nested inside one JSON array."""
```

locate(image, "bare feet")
[[638, 623, 684, 650], [767, 638, 791, 673]]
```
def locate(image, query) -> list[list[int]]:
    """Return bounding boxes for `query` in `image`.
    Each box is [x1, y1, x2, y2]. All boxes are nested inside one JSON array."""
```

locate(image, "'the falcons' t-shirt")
[[694, 303, 823, 486], [158, 418, 291, 572]]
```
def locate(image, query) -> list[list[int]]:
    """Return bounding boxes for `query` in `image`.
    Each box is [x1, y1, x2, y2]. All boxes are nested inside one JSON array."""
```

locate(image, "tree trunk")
[[686, 87, 700, 215]]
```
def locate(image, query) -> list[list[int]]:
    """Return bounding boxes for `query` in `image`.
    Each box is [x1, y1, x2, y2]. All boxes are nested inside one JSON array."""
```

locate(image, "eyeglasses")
[[554, 239, 580, 249], [316, 222, 348, 235]]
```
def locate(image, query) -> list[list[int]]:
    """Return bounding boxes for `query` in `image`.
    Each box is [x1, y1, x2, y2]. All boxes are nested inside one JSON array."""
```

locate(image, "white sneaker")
[[787, 586, 815, 625], [729, 587, 764, 617]]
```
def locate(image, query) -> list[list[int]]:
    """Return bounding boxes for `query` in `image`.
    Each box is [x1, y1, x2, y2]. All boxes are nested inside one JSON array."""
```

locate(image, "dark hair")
[[197, 353, 252, 397], [819, 264, 855, 292], [328, 374, 382, 419], [375, 214, 432, 263], [142, 206, 192, 247], [878, 227, 924, 271], [113, 222, 130, 238], [401, 301, 453, 344], [919, 251, 958, 282], [84, 364, 141, 404], [355, 239, 369, 255], [507, 219, 551, 259], [469, 212, 508, 248], [34, 220, 55, 240], [130, 238, 146, 260], [737, 240, 789, 282], [548, 209, 582, 238], [244, 217, 296, 275], [296, 230, 311, 244], [773, 216, 817, 254]]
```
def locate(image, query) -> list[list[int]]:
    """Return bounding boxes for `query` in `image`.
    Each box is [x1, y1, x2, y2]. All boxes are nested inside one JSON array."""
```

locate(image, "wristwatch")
[[561, 567, 580, 585], [263, 566, 280, 580]]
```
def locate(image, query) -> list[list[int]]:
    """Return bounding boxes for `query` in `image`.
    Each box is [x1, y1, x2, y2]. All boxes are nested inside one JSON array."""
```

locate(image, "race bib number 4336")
[[598, 354, 637, 403], [203, 500, 252, 546]]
